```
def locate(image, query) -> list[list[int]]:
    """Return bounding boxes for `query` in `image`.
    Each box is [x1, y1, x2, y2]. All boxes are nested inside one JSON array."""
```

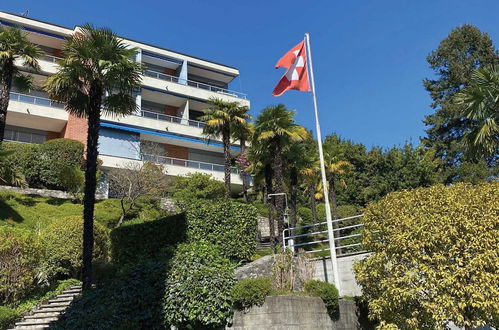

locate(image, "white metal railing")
[[142, 153, 240, 174], [143, 69, 247, 99], [40, 54, 63, 63], [138, 109, 206, 128], [9, 92, 64, 109], [283, 214, 366, 258]]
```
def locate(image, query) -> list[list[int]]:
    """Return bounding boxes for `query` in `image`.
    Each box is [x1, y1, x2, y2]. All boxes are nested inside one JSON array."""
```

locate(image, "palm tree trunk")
[[289, 167, 298, 228], [309, 183, 317, 223], [272, 141, 285, 245], [328, 176, 341, 253], [0, 60, 14, 146], [264, 163, 275, 249], [82, 84, 103, 290], [240, 139, 248, 203], [222, 128, 231, 198]]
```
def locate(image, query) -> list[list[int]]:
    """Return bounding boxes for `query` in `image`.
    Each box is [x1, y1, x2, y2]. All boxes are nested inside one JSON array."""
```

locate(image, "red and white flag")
[[272, 40, 310, 97]]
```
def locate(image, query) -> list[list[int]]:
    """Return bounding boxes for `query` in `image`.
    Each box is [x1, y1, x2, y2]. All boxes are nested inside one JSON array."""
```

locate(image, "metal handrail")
[[138, 109, 206, 128], [9, 92, 64, 109], [141, 153, 240, 174], [143, 69, 247, 99], [283, 214, 365, 258]]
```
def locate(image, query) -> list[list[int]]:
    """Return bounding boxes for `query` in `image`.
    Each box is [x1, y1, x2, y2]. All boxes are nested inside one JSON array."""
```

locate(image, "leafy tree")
[[355, 182, 499, 329], [0, 26, 42, 145], [253, 105, 307, 244], [232, 120, 253, 202], [108, 161, 169, 228], [200, 98, 251, 197], [422, 24, 499, 182], [45, 24, 142, 289], [170, 172, 226, 207], [455, 64, 499, 158]]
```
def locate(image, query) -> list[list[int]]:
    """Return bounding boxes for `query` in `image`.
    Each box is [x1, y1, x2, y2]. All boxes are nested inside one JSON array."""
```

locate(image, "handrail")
[[141, 153, 240, 174], [40, 54, 63, 63], [143, 69, 247, 99], [138, 109, 206, 128], [9, 92, 64, 109]]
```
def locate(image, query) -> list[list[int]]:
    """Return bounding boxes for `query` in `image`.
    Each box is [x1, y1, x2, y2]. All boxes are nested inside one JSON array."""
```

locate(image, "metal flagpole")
[[304, 33, 341, 293]]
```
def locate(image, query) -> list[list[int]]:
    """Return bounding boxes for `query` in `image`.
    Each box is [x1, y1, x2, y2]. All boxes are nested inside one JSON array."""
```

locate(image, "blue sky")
[[2, 1, 499, 148]]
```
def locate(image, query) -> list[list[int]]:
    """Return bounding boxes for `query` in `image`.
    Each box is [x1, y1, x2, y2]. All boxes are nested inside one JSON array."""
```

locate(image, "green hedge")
[[0, 226, 43, 304], [110, 214, 186, 265], [42, 216, 110, 281], [231, 277, 272, 310], [304, 279, 339, 313], [163, 241, 235, 329], [186, 200, 258, 261], [1, 139, 84, 190], [170, 173, 226, 207], [0, 306, 20, 330]]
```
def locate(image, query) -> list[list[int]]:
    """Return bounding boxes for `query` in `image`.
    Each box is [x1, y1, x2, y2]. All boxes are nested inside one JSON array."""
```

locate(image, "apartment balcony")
[[7, 91, 68, 132], [138, 109, 205, 129], [99, 154, 244, 187]]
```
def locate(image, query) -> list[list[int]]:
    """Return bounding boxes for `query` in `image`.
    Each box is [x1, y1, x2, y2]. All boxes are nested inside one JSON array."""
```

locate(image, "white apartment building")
[[0, 11, 250, 196]]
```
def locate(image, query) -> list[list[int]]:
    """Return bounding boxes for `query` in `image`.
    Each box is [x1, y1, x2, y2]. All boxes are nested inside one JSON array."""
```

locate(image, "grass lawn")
[[0, 191, 123, 230]]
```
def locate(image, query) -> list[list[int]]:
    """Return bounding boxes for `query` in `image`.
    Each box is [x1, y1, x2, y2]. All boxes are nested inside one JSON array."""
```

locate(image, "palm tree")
[[232, 121, 253, 202], [45, 24, 142, 290], [300, 163, 320, 223], [253, 104, 307, 243], [200, 98, 250, 197], [0, 26, 42, 145], [455, 64, 499, 158]]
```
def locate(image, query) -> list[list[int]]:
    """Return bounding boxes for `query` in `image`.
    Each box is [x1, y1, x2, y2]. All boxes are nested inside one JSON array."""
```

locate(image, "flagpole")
[[304, 33, 341, 293]]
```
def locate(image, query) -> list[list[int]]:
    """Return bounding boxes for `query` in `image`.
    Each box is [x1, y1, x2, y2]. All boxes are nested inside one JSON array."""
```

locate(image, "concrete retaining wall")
[[0, 185, 71, 199], [228, 296, 369, 330]]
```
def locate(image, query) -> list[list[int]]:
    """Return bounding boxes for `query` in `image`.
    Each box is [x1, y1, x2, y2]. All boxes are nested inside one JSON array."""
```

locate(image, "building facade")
[[0, 11, 249, 196]]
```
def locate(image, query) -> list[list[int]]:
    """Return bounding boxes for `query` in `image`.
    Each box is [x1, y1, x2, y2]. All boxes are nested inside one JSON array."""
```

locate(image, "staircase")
[[9, 285, 81, 330]]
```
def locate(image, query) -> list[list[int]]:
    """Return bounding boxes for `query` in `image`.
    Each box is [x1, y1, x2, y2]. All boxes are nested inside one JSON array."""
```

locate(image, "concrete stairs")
[[8, 286, 81, 330]]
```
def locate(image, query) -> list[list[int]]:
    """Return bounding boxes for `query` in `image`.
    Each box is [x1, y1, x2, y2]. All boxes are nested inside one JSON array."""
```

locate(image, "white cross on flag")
[[272, 40, 311, 96]]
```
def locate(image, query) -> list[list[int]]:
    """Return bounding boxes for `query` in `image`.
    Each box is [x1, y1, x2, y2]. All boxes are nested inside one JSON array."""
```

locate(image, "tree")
[[200, 98, 251, 197], [253, 105, 307, 243], [108, 161, 169, 228], [422, 24, 499, 182], [232, 120, 253, 202], [45, 24, 142, 289], [455, 64, 499, 158], [0, 26, 42, 145], [354, 182, 499, 329]]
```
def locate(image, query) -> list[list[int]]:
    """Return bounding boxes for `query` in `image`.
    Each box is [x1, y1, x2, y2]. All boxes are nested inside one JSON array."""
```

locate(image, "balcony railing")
[[143, 69, 247, 100], [10, 92, 64, 109], [40, 54, 63, 63], [142, 153, 240, 174], [138, 109, 206, 128]]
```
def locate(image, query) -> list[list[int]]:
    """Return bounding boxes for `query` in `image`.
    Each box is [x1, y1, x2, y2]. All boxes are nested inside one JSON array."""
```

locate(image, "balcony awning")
[[100, 121, 240, 151]]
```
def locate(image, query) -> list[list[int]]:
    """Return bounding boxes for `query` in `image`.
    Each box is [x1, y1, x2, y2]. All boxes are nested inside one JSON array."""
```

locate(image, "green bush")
[[0, 226, 43, 304], [2, 142, 41, 187], [186, 200, 258, 261], [171, 173, 226, 207], [42, 216, 110, 280], [0, 306, 20, 329], [250, 200, 270, 217], [110, 213, 186, 265], [304, 279, 339, 312], [164, 241, 235, 329], [38, 139, 85, 189], [52, 253, 172, 330], [231, 277, 272, 310]]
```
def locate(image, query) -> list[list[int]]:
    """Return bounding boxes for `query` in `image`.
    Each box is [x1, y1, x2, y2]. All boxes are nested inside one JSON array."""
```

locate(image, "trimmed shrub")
[[163, 241, 235, 329], [110, 213, 186, 265], [2, 142, 41, 187], [186, 200, 258, 261], [52, 252, 172, 330], [0, 226, 43, 304], [42, 216, 110, 280], [0, 306, 20, 330], [170, 173, 226, 207], [304, 279, 339, 312], [38, 139, 85, 189], [231, 277, 272, 310]]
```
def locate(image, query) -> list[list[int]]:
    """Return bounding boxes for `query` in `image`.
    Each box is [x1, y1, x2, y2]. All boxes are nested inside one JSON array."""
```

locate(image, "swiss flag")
[[272, 40, 311, 97]]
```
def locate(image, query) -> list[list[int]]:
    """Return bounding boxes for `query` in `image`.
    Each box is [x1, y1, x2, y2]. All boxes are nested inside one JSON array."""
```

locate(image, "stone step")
[[14, 321, 52, 327], [8, 326, 49, 330], [46, 300, 72, 307], [69, 285, 82, 290], [61, 288, 81, 294], [56, 293, 79, 298], [33, 306, 66, 313], [48, 296, 73, 303], [25, 311, 60, 318], [18, 316, 58, 324]]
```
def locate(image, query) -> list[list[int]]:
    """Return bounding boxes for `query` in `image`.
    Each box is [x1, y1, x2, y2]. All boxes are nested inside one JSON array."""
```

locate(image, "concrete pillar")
[[179, 60, 188, 85], [179, 99, 189, 125], [134, 49, 143, 116]]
